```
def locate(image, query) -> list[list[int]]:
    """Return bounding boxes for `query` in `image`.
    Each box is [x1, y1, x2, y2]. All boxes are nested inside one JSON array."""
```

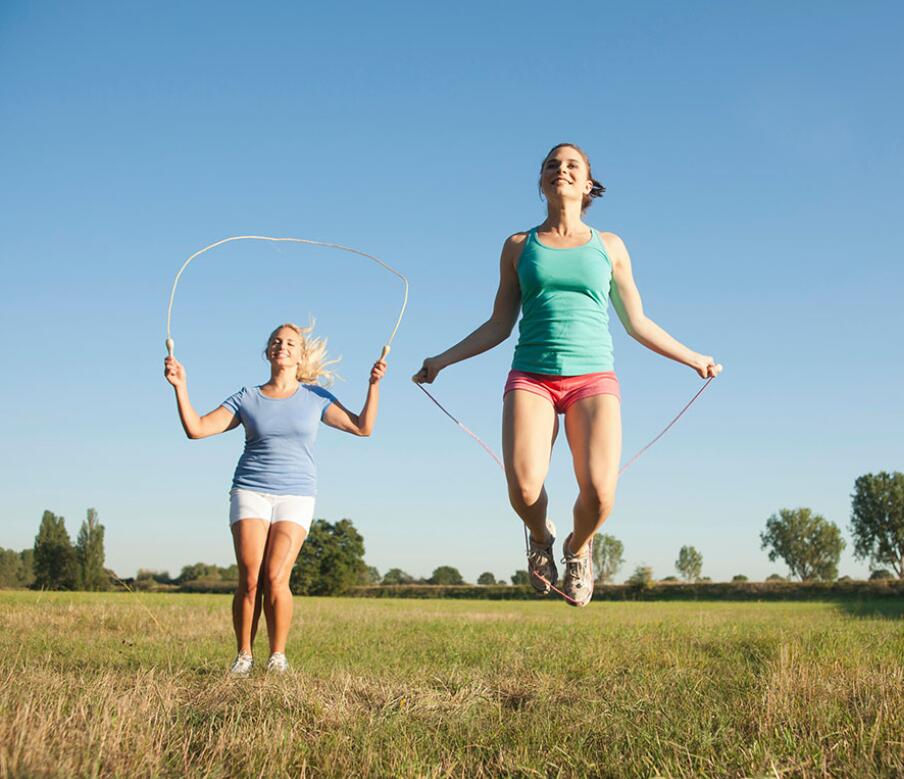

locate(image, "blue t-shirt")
[[221, 384, 337, 496]]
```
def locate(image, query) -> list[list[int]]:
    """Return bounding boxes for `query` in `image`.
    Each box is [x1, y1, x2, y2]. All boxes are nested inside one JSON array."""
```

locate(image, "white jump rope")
[[165, 235, 409, 363]]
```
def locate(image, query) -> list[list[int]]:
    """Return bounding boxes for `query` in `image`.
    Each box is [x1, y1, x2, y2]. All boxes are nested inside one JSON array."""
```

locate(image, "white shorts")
[[229, 488, 315, 531]]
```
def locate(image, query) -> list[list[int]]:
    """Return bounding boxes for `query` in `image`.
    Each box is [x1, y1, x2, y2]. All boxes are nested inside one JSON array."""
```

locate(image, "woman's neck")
[[540, 202, 587, 237], [266, 367, 300, 392]]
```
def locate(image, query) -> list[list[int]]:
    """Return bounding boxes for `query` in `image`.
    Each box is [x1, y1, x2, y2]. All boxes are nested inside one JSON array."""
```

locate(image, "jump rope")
[[165, 235, 721, 606]]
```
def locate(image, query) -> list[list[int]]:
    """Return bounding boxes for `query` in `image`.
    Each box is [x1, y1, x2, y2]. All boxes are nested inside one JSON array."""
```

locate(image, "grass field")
[[1, 591, 902, 778]]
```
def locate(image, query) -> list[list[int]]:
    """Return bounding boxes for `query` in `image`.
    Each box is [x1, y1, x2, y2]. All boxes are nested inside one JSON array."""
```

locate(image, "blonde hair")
[[264, 320, 339, 386]]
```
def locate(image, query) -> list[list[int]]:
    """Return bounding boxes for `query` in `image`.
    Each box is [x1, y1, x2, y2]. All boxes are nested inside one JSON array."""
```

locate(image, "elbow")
[[489, 319, 514, 344], [626, 315, 649, 341], [357, 427, 372, 438]]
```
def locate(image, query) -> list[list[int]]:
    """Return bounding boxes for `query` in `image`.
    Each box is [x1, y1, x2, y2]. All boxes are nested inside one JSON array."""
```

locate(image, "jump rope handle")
[[379, 345, 390, 362], [166, 338, 174, 358], [713, 363, 723, 376]]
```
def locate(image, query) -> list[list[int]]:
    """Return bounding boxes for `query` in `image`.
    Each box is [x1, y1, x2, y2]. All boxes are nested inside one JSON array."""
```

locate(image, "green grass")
[[1, 591, 902, 778]]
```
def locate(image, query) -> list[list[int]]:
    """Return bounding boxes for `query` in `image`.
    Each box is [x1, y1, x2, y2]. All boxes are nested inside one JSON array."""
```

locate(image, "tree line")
[[3, 470, 902, 593], [0, 509, 109, 590]]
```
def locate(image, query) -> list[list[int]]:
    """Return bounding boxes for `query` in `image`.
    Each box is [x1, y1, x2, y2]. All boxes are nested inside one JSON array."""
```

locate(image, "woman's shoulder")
[[593, 228, 626, 251], [504, 230, 533, 248]]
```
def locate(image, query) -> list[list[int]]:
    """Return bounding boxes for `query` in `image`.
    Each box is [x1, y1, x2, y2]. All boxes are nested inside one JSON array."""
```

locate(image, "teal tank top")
[[512, 228, 614, 376]]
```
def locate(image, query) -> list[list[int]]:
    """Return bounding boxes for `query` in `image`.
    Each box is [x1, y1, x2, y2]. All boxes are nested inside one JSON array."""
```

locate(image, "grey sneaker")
[[527, 519, 558, 595], [266, 652, 289, 673], [229, 651, 253, 676], [561, 534, 594, 607]]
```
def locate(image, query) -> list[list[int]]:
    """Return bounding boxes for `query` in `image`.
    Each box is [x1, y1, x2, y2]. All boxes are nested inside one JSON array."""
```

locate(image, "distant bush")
[[627, 566, 654, 590], [766, 573, 786, 582], [347, 579, 904, 601], [869, 569, 895, 581], [660, 576, 679, 583], [732, 575, 748, 582]]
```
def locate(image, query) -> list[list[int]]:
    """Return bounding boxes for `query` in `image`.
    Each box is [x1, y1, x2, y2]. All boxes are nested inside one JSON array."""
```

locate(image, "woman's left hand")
[[692, 354, 721, 379], [370, 359, 388, 385]]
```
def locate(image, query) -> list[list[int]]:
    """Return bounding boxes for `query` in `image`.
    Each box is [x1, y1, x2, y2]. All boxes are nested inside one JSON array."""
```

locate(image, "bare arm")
[[164, 357, 240, 439], [413, 235, 524, 383], [321, 359, 386, 437], [604, 232, 719, 379]]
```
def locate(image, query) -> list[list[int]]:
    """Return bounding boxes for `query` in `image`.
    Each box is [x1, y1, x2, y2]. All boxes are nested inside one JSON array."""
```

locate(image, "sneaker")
[[266, 652, 289, 673], [229, 651, 253, 676], [527, 519, 558, 595], [561, 533, 594, 607]]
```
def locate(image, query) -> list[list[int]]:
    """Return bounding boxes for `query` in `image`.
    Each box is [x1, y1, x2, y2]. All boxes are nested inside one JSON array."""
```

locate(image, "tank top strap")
[[590, 228, 612, 268]]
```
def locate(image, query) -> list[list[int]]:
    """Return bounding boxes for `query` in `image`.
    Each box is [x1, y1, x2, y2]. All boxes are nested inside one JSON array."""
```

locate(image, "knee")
[[264, 570, 290, 594], [579, 484, 616, 518], [238, 572, 259, 597], [508, 476, 545, 510]]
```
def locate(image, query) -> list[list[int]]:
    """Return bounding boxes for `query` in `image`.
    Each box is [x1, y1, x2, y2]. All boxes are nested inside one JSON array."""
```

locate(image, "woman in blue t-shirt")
[[164, 322, 386, 675]]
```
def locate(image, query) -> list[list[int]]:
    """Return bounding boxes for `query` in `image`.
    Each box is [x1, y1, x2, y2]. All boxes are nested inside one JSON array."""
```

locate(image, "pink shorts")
[[504, 370, 620, 414]]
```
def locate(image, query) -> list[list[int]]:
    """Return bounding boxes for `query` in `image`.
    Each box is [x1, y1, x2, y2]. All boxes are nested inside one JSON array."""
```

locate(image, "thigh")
[[263, 521, 308, 585], [231, 518, 271, 576], [564, 393, 622, 492], [502, 390, 559, 486]]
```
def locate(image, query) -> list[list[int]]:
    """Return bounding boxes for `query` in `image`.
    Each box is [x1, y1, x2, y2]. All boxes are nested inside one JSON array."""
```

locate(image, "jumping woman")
[[414, 143, 719, 606], [165, 322, 386, 672]]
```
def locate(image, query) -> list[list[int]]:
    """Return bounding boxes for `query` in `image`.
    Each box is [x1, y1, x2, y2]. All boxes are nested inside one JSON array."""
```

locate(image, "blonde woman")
[[415, 143, 718, 606], [164, 322, 386, 673]]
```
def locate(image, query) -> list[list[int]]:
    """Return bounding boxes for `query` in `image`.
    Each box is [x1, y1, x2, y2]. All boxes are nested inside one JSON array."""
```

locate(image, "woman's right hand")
[[412, 356, 443, 384], [164, 356, 186, 388]]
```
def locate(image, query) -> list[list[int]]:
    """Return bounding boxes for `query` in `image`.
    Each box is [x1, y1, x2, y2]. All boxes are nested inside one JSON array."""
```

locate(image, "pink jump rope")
[[414, 364, 722, 604]]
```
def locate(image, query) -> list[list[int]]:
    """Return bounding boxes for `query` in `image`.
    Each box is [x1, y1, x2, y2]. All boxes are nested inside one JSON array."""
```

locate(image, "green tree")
[[429, 566, 464, 585], [592, 533, 624, 583], [290, 519, 367, 595], [731, 574, 748, 582], [675, 545, 703, 581], [766, 573, 786, 582], [760, 507, 845, 581], [19, 549, 35, 587], [360, 565, 381, 584], [477, 571, 497, 585], [627, 565, 654, 589], [76, 508, 108, 591], [510, 569, 530, 585], [177, 562, 220, 583], [33, 511, 78, 590], [0, 548, 32, 588], [850, 471, 904, 578], [382, 568, 414, 585], [869, 569, 894, 581]]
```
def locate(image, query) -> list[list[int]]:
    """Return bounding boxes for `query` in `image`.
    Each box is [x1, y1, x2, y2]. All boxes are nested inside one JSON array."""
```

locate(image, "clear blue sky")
[[2, 1, 902, 583]]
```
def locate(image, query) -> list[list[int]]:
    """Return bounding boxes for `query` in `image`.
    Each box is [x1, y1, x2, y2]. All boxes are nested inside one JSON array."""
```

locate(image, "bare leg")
[[502, 390, 559, 544], [230, 519, 270, 654], [564, 394, 621, 555], [262, 521, 307, 654]]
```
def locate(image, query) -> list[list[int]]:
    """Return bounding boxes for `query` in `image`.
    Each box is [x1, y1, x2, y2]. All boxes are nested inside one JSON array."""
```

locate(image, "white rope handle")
[[165, 235, 409, 361]]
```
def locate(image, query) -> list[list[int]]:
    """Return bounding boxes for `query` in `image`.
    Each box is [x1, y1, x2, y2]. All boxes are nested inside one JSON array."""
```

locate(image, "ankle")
[[530, 529, 553, 546]]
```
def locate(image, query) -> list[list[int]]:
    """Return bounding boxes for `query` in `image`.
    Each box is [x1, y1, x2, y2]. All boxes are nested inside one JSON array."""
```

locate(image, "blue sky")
[[1, 1, 902, 583]]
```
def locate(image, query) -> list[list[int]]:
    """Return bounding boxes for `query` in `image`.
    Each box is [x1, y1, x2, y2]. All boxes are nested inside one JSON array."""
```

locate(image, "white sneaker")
[[561, 533, 594, 607], [229, 651, 253, 676], [266, 652, 289, 673], [527, 519, 558, 595]]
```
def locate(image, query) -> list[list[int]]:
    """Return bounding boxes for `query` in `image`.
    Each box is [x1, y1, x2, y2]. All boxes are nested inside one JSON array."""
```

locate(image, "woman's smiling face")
[[267, 326, 303, 369], [540, 145, 593, 205]]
